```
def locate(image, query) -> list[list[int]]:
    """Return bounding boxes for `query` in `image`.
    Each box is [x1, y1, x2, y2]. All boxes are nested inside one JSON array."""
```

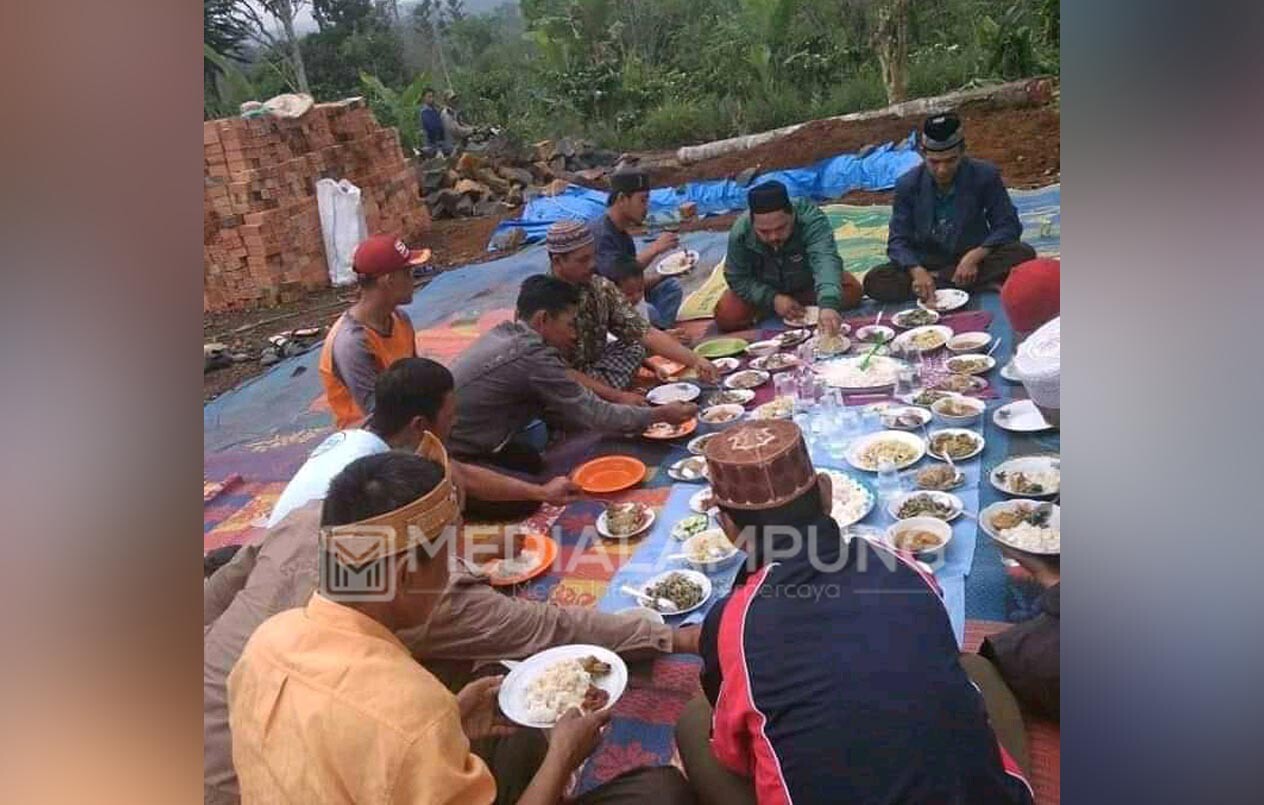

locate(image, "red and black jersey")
[[699, 515, 1033, 804]]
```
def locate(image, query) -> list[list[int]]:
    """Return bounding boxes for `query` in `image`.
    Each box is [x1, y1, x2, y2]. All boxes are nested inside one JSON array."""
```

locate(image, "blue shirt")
[[700, 517, 1034, 804], [589, 214, 636, 281], [419, 104, 444, 147]]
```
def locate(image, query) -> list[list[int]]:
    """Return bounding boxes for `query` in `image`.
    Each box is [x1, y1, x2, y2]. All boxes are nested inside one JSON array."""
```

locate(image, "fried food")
[[930, 432, 979, 459], [579, 656, 612, 676], [916, 465, 963, 490]]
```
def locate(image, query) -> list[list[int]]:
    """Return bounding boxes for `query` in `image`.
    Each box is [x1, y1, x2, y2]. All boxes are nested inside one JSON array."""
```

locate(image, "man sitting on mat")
[[227, 449, 696, 805], [273, 357, 580, 528], [449, 275, 696, 468], [319, 233, 430, 430], [545, 220, 717, 404], [863, 111, 1037, 305], [590, 168, 684, 329], [714, 180, 861, 335], [205, 438, 702, 804], [675, 420, 1034, 805]]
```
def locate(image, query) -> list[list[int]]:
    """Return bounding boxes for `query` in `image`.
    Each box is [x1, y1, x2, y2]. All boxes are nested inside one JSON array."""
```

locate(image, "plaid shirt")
[[570, 275, 649, 372]]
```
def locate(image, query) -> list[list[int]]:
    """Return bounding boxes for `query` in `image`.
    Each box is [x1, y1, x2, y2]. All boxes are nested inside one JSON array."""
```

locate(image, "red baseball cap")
[[352, 234, 431, 276]]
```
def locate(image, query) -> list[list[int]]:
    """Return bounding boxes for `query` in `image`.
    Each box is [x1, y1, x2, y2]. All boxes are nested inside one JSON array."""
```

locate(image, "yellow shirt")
[[227, 593, 496, 804]]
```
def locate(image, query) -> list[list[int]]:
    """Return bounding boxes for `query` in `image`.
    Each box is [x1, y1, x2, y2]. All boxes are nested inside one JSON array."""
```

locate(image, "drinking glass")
[[876, 457, 905, 515], [774, 370, 796, 401]]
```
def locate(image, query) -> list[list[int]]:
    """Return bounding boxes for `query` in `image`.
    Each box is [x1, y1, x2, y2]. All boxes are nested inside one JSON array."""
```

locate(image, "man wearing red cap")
[[1001, 257, 1060, 341], [319, 234, 432, 430]]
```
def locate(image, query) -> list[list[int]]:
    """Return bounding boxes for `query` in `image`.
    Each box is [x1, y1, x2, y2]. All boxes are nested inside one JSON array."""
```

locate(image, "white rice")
[[1000, 521, 1060, 553], [524, 659, 592, 723]]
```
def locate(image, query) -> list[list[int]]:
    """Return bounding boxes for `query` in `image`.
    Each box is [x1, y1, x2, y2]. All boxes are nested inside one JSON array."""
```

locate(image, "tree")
[[236, 0, 313, 95], [204, 0, 252, 104], [870, 0, 910, 105], [312, 0, 374, 31]]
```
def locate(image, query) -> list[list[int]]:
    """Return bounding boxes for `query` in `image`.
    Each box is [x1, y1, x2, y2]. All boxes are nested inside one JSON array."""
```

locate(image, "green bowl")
[[694, 337, 749, 359]]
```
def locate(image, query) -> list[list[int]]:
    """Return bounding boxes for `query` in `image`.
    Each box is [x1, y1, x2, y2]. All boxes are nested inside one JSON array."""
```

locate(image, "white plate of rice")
[[498, 644, 628, 728], [980, 500, 1061, 555], [822, 469, 876, 527]]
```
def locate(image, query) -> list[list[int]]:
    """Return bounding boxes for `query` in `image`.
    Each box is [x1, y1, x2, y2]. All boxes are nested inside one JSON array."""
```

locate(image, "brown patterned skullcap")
[[703, 420, 818, 510], [545, 219, 595, 255]]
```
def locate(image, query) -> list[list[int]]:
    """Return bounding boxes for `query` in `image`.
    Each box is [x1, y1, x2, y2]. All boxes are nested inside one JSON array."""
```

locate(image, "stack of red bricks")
[[204, 98, 431, 312]]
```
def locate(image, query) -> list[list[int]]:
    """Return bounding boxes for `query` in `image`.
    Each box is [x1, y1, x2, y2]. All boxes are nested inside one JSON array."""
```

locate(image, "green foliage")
[[212, 0, 1060, 148], [360, 70, 433, 152]]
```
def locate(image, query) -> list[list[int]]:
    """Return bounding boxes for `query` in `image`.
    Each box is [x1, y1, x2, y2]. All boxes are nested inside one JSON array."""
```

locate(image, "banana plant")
[[359, 72, 433, 153]]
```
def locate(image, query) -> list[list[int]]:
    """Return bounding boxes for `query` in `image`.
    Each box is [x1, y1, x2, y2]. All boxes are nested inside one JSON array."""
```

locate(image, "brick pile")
[[204, 98, 431, 312]]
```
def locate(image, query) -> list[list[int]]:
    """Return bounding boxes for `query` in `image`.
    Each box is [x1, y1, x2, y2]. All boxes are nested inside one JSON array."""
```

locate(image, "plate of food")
[[643, 419, 698, 440], [744, 339, 782, 358], [913, 464, 965, 491], [891, 325, 953, 354], [931, 394, 986, 425], [946, 331, 992, 353], [694, 338, 748, 359], [855, 324, 896, 344], [680, 529, 740, 570], [687, 433, 720, 455], [667, 454, 710, 482], [930, 373, 989, 394], [656, 249, 699, 276], [892, 307, 941, 329], [816, 355, 906, 392], [646, 382, 700, 405], [879, 405, 933, 430], [945, 354, 997, 375], [775, 328, 813, 348], [724, 369, 771, 390], [885, 517, 954, 556], [572, 455, 647, 494], [980, 500, 1061, 555], [822, 469, 876, 527], [846, 430, 926, 472], [901, 388, 955, 407], [887, 490, 964, 522], [749, 352, 801, 373], [480, 532, 559, 587], [782, 306, 820, 328], [750, 396, 794, 420], [637, 569, 712, 615], [597, 502, 656, 539], [712, 357, 742, 374], [812, 332, 851, 358], [689, 486, 717, 514], [700, 404, 745, 426], [990, 455, 1060, 497], [704, 388, 755, 407], [993, 399, 1053, 432], [498, 645, 628, 728], [926, 428, 985, 462], [671, 512, 711, 541], [918, 288, 970, 312]]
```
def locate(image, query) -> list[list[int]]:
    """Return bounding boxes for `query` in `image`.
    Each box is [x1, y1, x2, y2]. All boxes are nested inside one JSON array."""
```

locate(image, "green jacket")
[[724, 198, 846, 311]]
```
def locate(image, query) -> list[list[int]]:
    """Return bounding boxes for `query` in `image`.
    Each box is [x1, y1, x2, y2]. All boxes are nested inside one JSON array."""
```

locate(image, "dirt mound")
[[651, 102, 1059, 190]]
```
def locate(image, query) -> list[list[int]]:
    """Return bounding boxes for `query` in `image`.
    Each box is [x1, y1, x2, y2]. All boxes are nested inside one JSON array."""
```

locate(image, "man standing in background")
[[419, 87, 447, 156]]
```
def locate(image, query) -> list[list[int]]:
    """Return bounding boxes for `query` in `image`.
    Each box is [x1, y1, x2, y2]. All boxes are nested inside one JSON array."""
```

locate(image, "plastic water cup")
[[774, 371, 796, 403], [876, 457, 904, 513]]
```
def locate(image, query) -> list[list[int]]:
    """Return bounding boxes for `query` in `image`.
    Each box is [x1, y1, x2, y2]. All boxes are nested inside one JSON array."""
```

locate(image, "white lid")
[[1014, 317, 1060, 408]]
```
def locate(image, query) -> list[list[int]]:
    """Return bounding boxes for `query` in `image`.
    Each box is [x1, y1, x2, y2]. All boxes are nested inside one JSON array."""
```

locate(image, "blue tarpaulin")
[[488, 131, 922, 250]]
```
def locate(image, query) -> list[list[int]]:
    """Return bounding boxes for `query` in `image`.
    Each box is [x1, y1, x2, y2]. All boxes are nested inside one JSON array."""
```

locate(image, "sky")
[[270, 0, 514, 34]]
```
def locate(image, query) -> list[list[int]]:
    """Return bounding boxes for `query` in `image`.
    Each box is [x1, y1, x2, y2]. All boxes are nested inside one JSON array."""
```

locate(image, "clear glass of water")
[[774, 371, 796, 404], [876, 456, 905, 513]]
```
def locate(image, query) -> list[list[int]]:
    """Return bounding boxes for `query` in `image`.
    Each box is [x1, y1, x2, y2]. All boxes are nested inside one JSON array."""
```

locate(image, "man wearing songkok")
[[715, 180, 861, 334], [273, 357, 580, 528], [320, 233, 431, 429], [449, 275, 697, 467], [545, 219, 717, 403], [1002, 257, 1061, 341], [674, 420, 1034, 805], [227, 447, 695, 805], [589, 168, 684, 328], [1013, 315, 1060, 428], [864, 111, 1037, 304], [205, 364, 701, 804]]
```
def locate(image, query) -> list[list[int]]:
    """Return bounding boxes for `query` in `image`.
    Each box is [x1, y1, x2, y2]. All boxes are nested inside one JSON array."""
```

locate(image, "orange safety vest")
[[319, 310, 417, 429]]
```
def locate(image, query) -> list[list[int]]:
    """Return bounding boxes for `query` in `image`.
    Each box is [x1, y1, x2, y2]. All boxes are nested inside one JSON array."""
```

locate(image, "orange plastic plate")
[[572, 455, 647, 494]]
